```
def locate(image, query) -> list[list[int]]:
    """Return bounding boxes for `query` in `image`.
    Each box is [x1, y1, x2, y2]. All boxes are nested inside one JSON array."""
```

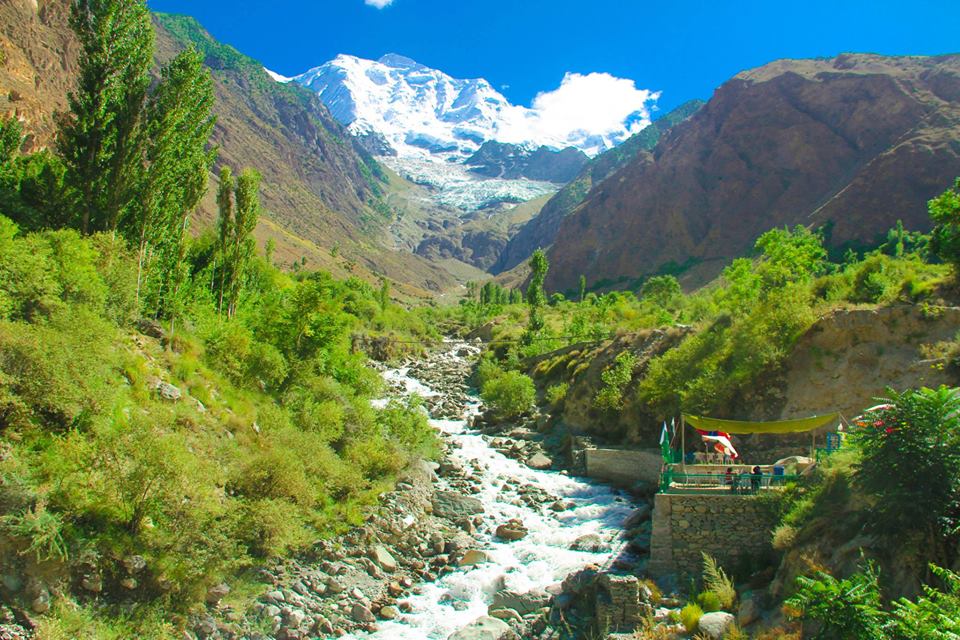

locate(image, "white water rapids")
[[352, 344, 637, 640]]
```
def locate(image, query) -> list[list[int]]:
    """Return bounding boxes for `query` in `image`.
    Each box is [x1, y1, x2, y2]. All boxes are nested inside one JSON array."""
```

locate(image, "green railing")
[[659, 469, 799, 494]]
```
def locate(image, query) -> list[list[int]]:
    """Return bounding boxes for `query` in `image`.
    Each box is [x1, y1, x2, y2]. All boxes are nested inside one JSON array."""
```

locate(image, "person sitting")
[[751, 465, 763, 492]]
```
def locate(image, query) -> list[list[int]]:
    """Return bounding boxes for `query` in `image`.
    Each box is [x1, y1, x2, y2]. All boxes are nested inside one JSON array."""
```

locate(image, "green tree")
[[58, 0, 154, 234], [641, 274, 681, 309], [524, 249, 549, 341], [754, 225, 826, 290], [578, 274, 587, 303], [526, 249, 548, 308], [929, 178, 960, 269], [219, 168, 261, 318], [216, 165, 235, 315], [849, 386, 960, 557], [139, 47, 216, 318]]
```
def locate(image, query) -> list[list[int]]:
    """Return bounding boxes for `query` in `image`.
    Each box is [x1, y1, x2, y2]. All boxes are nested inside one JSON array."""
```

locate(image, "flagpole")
[[681, 414, 686, 471]]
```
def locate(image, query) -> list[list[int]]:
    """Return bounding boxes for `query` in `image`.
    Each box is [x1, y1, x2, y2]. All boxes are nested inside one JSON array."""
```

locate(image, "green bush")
[[697, 590, 723, 612], [680, 602, 704, 633], [481, 370, 535, 419]]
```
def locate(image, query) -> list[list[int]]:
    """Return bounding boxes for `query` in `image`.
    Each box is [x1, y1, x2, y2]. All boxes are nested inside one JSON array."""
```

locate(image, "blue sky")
[[146, 0, 959, 116]]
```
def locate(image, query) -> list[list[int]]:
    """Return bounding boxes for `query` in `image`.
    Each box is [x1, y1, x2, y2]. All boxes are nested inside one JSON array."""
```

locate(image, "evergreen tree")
[[140, 48, 216, 315], [579, 274, 587, 303], [59, 0, 153, 234]]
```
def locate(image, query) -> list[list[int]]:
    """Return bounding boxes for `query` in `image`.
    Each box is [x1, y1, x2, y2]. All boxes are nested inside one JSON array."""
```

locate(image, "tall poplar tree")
[[525, 249, 549, 340], [59, 0, 153, 234], [221, 168, 261, 318], [216, 166, 235, 315], [140, 47, 217, 319]]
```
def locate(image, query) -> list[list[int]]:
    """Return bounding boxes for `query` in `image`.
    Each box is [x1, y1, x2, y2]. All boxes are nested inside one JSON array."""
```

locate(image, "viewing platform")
[[658, 461, 808, 494]]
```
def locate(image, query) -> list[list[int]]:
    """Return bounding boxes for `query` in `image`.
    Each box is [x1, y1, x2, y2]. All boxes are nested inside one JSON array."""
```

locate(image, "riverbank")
[[195, 340, 651, 640]]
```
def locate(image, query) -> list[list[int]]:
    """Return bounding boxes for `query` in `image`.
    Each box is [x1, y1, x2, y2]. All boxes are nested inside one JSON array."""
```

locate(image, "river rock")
[[488, 608, 523, 623], [570, 533, 606, 552], [491, 589, 550, 615], [447, 616, 518, 640], [379, 605, 400, 620], [370, 545, 398, 573], [495, 519, 528, 541], [459, 550, 491, 566], [432, 491, 484, 521], [527, 452, 553, 470], [698, 611, 736, 639], [351, 603, 375, 624]]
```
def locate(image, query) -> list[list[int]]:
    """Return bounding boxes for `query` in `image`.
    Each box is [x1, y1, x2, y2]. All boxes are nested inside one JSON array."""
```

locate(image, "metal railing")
[[659, 469, 799, 494]]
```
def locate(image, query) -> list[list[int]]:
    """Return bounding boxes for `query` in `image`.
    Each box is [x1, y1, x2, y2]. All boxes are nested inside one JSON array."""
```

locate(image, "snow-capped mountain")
[[289, 53, 654, 211], [294, 53, 644, 161]]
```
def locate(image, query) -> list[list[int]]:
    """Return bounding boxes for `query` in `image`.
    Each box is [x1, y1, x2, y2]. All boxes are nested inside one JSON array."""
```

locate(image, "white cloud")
[[496, 72, 660, 155], [365, 0, 394, 8]]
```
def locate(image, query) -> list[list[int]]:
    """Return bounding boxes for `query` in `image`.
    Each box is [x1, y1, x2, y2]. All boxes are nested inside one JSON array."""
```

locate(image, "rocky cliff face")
[[0, 0, 76, 152], [493, 100, 703, 274], [544, 54, 960, 293]]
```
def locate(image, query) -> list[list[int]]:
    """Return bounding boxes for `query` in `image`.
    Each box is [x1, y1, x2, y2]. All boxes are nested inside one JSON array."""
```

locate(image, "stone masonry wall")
[[584, 448, 662, 486], [648, 493, 775, 577]]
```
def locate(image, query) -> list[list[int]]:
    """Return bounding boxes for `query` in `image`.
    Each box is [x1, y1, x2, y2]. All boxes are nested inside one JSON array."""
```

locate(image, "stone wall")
[[648, 493, 775, 577], [584, 448, 662, 486]]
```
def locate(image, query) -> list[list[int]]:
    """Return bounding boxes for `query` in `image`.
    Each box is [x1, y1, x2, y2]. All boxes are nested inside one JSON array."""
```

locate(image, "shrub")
[[680, 602, 704, 633], [772, 523, 799, 551], [697, 590, 723, 612], [702, 552, 737, 610], [593, 350, 637, 411], [786, 563, 886, 640], [545, 382, 568, 407], [481, 370, 535, 419]]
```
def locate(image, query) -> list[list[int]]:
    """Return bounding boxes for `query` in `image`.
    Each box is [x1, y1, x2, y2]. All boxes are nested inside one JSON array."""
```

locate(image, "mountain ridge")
[[543, 53, 960, 292]]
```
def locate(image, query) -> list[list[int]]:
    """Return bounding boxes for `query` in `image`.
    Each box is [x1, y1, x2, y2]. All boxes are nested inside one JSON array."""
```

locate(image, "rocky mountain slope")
[[494, 99, 704, 274], [0, 1, 456, 295], [543, 54, 960, 293]]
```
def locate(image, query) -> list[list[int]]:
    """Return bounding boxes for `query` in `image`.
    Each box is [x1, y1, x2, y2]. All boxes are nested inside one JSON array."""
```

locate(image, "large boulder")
[[698, 611, 736, 639], [448, 616, 518, 640], [432, 491, 484, 521]]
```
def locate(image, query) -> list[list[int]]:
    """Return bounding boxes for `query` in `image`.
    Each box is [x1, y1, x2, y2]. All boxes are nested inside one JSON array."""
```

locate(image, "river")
[[351, 341, 638, 639]]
